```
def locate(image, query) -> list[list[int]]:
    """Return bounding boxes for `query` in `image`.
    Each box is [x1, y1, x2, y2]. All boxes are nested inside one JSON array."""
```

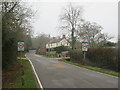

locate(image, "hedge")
[[69, 47, 118, 71], [86, 48, 118, 71], [69, 50, 84, 63]]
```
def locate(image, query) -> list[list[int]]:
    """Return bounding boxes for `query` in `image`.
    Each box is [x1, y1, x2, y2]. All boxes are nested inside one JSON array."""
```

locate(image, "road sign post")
[[83, 51, 85, 60], [82, 41, 88, 60], [18, 41, 24, 60]]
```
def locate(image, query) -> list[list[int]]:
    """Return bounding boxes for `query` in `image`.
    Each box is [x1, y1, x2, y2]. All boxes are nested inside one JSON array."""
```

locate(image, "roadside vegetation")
[[69, 48, 118, 72], [2, 1, 33, 69], [2, 1, 35, 88], [2, 58, 38, 88], [58, 59, 119, 77]]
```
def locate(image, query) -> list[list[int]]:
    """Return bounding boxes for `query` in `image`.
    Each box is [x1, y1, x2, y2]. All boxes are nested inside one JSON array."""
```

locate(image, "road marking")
[[25, 54, 43, 90]]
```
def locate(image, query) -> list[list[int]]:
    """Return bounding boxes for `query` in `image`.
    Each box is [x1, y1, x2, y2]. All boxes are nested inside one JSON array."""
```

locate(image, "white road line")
[[25, 54, 43, 90]]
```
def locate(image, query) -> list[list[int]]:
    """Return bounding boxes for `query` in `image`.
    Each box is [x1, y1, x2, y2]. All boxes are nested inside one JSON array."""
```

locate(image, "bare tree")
[[77, 21, 113, 47], [32, 33, 49, 49], [60, 4, 83, 49]]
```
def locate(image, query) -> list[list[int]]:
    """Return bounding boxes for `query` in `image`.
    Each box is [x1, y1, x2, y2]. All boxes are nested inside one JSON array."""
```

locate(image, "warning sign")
[[82, 41, 88, 51], [18, 41, 24, 51]]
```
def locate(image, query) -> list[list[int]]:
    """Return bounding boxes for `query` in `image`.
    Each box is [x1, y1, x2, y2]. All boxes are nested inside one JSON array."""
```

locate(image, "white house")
[[46, 35, 70, 49]]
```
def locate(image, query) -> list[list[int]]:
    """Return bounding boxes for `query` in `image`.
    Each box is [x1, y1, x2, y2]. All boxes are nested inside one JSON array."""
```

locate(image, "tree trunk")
[[71, 27, 76, 50]]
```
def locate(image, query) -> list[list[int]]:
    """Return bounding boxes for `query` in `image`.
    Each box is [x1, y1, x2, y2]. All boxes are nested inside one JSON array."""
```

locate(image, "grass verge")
[[58, 59, 119, 77], [3, 58, 38, 88]]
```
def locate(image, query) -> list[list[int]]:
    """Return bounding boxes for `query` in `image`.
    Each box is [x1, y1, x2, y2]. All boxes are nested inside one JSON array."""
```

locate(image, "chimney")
[[52, 37, 56, 40], [62, 35, 66, 38]]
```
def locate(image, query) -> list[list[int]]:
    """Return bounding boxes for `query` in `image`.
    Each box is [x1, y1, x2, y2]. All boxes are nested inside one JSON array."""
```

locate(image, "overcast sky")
[[27, 0, 118, 42]]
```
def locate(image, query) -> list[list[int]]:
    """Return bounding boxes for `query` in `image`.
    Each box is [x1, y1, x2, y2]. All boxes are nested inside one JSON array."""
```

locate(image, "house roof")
[[47, 37, 70, 44], [50, 38, 62, 43]]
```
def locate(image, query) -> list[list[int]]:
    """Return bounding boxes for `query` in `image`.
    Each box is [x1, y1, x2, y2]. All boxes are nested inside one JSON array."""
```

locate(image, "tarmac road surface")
[[26, 50, 118, 88]]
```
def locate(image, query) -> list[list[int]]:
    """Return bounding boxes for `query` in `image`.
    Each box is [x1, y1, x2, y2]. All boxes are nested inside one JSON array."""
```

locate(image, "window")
[[67, 43, 68, 46]]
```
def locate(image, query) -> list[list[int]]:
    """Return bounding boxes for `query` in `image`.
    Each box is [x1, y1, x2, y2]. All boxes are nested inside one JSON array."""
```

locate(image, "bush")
[[69, 47, 118, 71], [54, 46, 70, 54], [86, 48, 118, 71], [46, 51, 57, 57], [69, 49, 84, 63], [36, 48, 46, 55]]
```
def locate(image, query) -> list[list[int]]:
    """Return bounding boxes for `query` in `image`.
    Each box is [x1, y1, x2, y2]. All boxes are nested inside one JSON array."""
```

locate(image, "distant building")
[[46, 35, 70, 49]]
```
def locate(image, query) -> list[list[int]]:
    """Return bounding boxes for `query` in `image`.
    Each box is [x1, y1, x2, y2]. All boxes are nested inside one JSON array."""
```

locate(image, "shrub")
[[36, 48, 46, 55], [86, 48, 118, 71], [69, 49, 84, 63], [69, 47, 118, 71], [54, 46, 70, 54], [46, 51, 57, 57]]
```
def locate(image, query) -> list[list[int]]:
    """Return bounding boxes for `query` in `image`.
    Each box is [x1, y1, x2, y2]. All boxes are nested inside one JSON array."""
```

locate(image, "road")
[[26, 50, 118, 88]]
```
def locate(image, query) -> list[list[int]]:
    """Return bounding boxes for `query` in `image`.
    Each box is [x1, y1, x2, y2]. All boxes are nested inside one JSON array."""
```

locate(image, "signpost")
[[82, 41, 88, 60], [18, 41, 24, 60]]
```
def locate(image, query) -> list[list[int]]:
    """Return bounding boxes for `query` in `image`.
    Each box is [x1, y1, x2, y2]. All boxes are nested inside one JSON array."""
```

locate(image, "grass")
[[3, 58, 38, 88], [13, 58, 38, 88], [58, 59, 119, 77]]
